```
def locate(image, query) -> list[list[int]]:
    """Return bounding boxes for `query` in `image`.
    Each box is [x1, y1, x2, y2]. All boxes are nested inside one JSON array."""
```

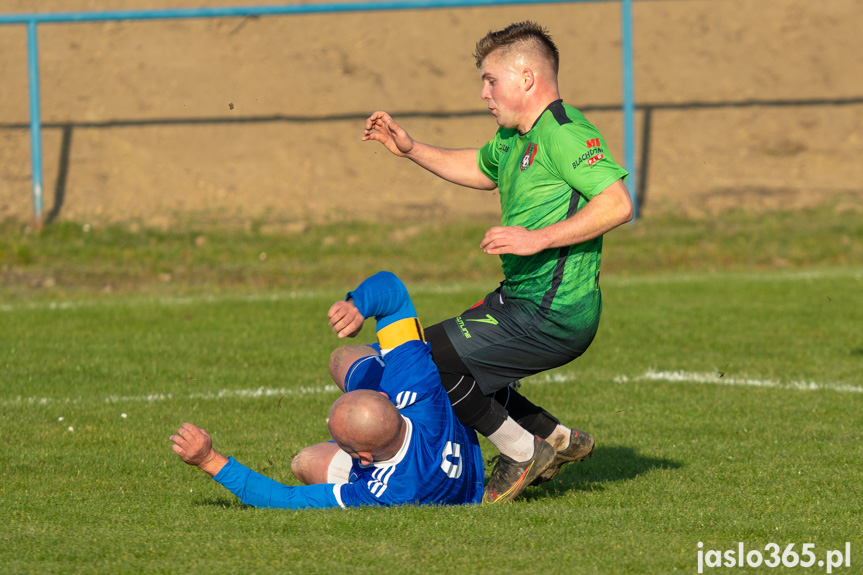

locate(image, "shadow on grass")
[[526, 445, 682, 499], [193, 496, 249, 509]]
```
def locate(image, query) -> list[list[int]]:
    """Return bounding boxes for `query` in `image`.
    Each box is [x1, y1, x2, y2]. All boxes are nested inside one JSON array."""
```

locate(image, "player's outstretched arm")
[[362, 111, 497, 191], [172, 423, 342, 509], [362, 110, 415, 157]]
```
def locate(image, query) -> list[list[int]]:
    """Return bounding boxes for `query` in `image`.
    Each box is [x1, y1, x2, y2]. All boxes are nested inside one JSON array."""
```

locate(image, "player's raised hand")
[[362, 111, 415, 157], [328, 299, 365, 339], [480, 225, 548, 256]]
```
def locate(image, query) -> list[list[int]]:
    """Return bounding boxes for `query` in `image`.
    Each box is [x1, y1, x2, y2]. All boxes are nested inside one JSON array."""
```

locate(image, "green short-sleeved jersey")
[[477, 100, 628, 338]]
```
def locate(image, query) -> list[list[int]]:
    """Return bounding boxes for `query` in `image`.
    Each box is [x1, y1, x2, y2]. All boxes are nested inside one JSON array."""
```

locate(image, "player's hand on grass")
[[362, 111, 415, 157], [170, 422, 228, 477], [480, 225, 547, 256], [328, 299, 365, 339]]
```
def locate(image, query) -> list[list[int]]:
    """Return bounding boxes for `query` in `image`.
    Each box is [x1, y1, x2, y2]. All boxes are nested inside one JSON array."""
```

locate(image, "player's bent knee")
[[291, 449, 313, 484], [291, 442, 342, 485], [329, 345, 379, 391], [328, 348, 347, 388], [329, 347, 358, 390]]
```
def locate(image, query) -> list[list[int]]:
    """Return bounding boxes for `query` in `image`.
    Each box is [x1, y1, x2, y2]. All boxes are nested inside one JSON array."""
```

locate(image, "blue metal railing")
[[0, 0, 637, 223], [620, 0, 636, 218]]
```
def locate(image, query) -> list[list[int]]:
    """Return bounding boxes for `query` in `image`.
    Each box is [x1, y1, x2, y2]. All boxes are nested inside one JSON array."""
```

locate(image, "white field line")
[[2, 268, 861, 313], [1, 383, 340, 408], [6, 370, 860, 408], [621, 370, 863, 393], [625, 369, 863, 393], [531, 370, 862, 394], [609, 267, 863, 287], [0, 282, 492, 313], [0, 290, 333, 313]]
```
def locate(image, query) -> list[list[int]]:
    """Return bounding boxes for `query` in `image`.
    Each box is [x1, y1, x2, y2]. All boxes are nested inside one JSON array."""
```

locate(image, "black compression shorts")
[[429, 287, 599, 395]]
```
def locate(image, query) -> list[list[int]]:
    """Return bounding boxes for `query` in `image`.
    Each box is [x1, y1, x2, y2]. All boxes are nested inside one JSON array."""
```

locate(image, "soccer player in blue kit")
[[171, 271, 484, 509]]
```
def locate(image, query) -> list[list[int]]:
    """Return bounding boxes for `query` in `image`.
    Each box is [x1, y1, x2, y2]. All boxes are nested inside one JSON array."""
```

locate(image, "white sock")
[[487, 417, 536, 462], [546, 425, 571, 451]]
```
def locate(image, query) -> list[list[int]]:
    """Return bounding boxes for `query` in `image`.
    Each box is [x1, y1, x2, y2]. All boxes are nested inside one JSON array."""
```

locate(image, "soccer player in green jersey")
[[348, 21, 633, 503]]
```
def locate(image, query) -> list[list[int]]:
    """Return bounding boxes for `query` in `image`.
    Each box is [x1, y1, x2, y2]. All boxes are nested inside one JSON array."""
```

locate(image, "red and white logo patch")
[[585, 138, 601, 149], [587, 154, 604, 166], [520, 143, 538, 171]]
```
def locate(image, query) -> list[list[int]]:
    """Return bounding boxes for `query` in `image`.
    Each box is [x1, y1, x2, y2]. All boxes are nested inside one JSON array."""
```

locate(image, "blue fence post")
[[26, 19, 44, 225], [621, 0, 637, 220]]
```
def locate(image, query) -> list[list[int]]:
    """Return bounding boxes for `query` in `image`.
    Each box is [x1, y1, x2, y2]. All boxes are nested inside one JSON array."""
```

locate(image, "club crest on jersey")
[[520, 143, 538, 171]]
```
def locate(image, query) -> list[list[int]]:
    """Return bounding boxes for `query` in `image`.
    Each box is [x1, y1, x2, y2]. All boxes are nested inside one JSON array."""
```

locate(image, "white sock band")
[[326, 449, 353, 485], [487, 417, 535, 462]]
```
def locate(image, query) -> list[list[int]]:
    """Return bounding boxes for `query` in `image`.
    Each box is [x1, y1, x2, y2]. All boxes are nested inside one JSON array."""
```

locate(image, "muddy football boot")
[[482, 437, 556, 504], [531, 428, 595, 486]]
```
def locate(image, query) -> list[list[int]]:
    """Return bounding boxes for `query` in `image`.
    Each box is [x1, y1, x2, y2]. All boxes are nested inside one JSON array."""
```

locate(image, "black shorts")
[[432, 287, 599, 395]]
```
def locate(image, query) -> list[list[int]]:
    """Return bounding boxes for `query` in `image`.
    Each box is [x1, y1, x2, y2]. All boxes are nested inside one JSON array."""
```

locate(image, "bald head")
[[327, 390, 403, 460]]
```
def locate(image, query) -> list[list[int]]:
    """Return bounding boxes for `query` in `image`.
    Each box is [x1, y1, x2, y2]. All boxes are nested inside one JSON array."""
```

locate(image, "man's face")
[[480, 51, 528, 130]]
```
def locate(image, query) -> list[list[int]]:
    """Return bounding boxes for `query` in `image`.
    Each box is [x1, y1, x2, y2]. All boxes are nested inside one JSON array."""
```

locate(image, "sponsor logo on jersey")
[[572, 147, 605, 170], [456, 316, 471, 339], [586, 138, 601, 149], [497, 143, 510, 153], [465, 314, 499, 326], [520, 143, 538, 171]]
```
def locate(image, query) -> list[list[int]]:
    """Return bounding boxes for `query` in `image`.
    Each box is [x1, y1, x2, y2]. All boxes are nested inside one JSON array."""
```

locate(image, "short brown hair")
[[473, 21, 560, 75]]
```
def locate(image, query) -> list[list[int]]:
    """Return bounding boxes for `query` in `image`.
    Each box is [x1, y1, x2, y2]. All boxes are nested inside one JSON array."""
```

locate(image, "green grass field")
[[1, 208, 861, 574]]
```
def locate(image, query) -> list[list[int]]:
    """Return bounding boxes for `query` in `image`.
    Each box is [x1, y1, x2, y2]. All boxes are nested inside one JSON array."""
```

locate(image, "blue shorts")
[[344, 344, 385, 392]]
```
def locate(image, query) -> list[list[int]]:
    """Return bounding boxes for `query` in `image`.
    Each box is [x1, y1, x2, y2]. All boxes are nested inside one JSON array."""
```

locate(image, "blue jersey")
[[212, 272, 484, 509], [336, 339, 484, 507]]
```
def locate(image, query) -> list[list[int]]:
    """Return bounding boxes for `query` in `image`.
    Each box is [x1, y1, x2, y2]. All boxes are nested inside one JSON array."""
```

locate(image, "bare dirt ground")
[[1, 0, 861, 227]]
